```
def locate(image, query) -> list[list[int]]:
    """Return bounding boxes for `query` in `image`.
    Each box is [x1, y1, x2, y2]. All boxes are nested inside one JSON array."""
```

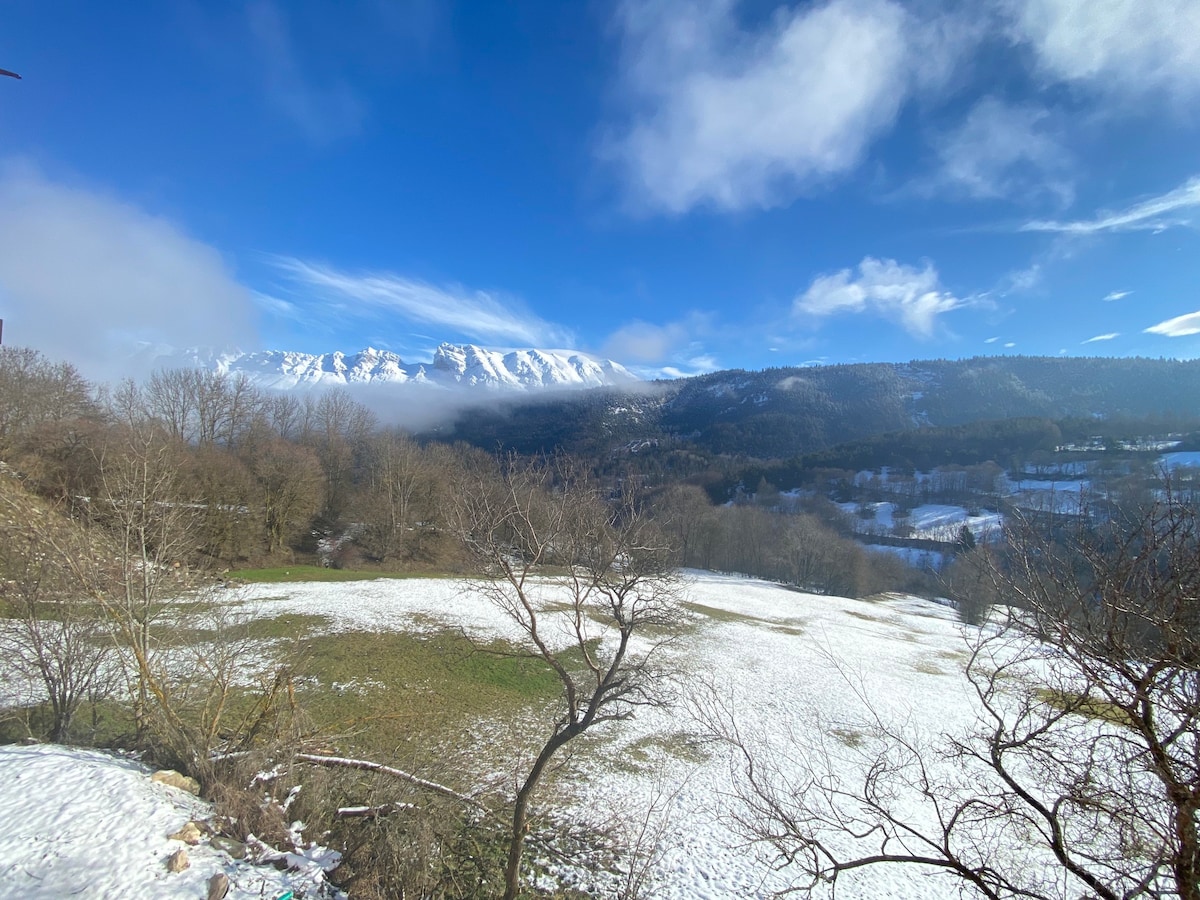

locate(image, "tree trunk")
[[502, 728, 573, 900]]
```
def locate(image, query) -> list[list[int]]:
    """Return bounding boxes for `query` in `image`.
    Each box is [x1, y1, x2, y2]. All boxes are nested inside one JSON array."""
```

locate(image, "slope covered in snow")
[[0, 744, 340, 900], [1, 572, 1090, 898], [144, 343, 638, 392], [219, 573, 988, 898]]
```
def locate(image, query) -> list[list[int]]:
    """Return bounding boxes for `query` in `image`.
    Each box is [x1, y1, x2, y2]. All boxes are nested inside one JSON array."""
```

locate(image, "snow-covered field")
[[1161, 450, 1200, 471], [232, 572, 977, 897], [0, 572, 995, 898], [838, 500, 1004, 542], [0, 744, 339, 899]]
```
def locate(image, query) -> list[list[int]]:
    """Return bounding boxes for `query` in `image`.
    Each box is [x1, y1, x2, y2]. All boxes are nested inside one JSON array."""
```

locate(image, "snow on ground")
[[1161, 451, 1200, 470], [0, 572, 1015, 898], [1005, 477, 1092, 515], [865, 543, 947, 569], [559, 572, 977, 899], [837, 501, 1003, 542], [0, 744, 339, 900], [222, 572, 982, 898]]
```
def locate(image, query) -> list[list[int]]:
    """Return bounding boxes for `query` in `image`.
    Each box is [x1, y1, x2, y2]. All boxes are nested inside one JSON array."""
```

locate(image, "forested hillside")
[[434, 355, 1200, 462]]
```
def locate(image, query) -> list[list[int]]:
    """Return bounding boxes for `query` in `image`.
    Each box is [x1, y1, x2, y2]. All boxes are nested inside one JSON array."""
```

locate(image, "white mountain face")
[[150, 343, 638, 392]]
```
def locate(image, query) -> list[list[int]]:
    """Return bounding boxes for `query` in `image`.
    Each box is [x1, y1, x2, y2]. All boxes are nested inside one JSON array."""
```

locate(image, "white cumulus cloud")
[[795, 257, 965, 337], [607, 0, 973, 214], [1145, 311, 1200, 337], [1008, 0, 1200, 102]]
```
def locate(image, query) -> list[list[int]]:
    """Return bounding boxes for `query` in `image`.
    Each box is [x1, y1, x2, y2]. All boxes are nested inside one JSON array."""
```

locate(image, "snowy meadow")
[[1, 570, 994, 898]]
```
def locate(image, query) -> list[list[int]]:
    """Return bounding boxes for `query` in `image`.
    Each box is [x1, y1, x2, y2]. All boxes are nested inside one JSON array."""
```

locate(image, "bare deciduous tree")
[[356, 430, 434, 563], [243, 434, 324, 556], [82, 423, 203, 746], [0, 345, 96, 459], [0, 475, 113, 742], [300, 389, 376, 525], [450, 454, 683, 900], [721, 487, 1200, 900]]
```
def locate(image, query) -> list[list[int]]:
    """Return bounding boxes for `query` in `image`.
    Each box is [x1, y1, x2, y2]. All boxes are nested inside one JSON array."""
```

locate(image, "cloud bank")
[[0, 164, 257, 379], [606, 0, 1200, 216], [931, 96, 1069, 201]]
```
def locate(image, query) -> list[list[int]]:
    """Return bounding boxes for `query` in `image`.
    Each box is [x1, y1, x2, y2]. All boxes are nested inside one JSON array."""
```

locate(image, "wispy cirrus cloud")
[[795, 257, 967, 338], [1021, 175, 1200, 234], [606, 0, 977, 214], [1082, 332, 1119, 344], [1103, 290, 1133, 302], [246, 0, 365, 142], [929, 96, 1071, 202], [1144, 310, 1200, 337], [270, 256, 572, 347]]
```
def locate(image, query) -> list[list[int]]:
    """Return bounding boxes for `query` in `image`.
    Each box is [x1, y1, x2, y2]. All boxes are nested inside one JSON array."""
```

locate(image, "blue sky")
[[1, 0, 1198, 380]]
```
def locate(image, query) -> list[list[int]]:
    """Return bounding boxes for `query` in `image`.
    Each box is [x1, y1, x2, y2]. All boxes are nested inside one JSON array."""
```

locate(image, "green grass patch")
[[227, 565, 422, 584], [771, 624, 806, 636], [295, 629, 563, 765], [844, 609, 885, 623], [830, 726, 868, 749], [1036, 688, 1135, 729], [168, 612, 335, 645], [682, 601, 759, 624], [623, 732, 710, 765]]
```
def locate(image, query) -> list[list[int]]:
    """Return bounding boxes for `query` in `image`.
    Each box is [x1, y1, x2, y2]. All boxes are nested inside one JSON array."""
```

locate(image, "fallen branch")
[[295, 753, 479, 807], [336, 802, 414, 819]]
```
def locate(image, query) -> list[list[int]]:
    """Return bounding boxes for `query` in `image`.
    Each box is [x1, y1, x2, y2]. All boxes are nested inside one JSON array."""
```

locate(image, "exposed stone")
[[209, 836, 247, 860], [206, 872, 230, 900], [168, 821, 203, 845], [151, 769, 200, 795], [165, 847, 189, 873]]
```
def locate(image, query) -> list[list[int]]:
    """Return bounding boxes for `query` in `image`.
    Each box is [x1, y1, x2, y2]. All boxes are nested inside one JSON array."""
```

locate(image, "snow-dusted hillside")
[[146, 343, 638, 392]]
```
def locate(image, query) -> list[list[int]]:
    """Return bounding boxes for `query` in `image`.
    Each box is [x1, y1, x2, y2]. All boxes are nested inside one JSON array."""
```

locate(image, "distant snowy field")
[[1162, 451, 1200, 470], [0, 573, 993, 898], [837, 500, 1004, 542]]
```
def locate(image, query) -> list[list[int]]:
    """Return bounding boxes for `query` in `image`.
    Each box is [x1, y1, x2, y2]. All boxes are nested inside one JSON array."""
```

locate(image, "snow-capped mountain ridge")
[[154, 343, 637, 392]]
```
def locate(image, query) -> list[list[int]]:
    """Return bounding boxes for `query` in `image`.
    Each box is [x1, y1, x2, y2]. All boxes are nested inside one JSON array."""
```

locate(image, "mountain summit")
[[153, 344, 638, 392]]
